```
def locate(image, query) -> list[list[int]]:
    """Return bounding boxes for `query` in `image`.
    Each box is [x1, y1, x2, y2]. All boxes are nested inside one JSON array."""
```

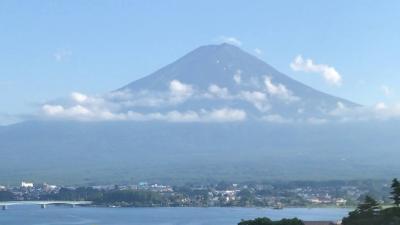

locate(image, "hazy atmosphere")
[[1, 1, 400, 225]]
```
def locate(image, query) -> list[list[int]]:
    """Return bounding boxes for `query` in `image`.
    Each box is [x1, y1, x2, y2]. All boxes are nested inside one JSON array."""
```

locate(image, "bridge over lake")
[[0, 201, 92, 210]]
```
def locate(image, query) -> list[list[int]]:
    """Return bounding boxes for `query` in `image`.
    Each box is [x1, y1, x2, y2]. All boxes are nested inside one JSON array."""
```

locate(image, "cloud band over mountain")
[[37, 44, 400, 124]]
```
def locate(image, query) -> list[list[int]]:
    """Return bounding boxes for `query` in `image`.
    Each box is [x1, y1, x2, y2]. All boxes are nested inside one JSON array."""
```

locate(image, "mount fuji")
[[112, 43, 358, 122], [1, 44, 399, 185]]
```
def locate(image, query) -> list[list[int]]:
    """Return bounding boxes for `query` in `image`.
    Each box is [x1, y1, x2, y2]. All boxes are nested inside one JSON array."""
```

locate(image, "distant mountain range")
[[0, 44, 398, 185]]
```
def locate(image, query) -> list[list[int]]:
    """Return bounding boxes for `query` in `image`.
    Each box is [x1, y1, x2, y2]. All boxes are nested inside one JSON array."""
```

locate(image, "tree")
[[0, 191, 15, 201], [238, 217, 272, 225], [342, 196, 381, 225], [238, 217, 304, 225], [391, 178, 400, 207], [342, 179, 400, 225], [356, 195, 380, 216]]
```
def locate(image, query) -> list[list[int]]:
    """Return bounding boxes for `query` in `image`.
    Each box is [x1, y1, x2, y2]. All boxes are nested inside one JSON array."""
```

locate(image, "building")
[[43, 183, 57, 191], [21, 181, 34, 188], [335, 198, 347, 206]]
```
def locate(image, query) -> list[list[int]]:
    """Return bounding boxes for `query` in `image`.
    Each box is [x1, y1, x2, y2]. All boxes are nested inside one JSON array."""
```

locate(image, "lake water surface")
[[0, 206, 350, 225]]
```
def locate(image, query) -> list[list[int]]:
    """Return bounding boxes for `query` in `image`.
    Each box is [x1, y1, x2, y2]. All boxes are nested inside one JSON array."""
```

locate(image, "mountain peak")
[[197, 42, 240, 49], [120, 43, 271, 91], [178, 42, 253, 65], [199, 42, 241, 51]]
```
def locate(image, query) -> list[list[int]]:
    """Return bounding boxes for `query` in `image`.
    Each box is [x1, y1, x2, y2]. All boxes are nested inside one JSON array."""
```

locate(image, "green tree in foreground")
[[342, 195, 380, 225], [391, 178, 400, 207], [342, 180, 400, 225]]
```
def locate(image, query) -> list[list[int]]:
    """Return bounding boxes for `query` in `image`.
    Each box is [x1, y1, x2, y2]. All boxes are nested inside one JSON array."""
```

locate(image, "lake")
[[0, 206, 350, 225]]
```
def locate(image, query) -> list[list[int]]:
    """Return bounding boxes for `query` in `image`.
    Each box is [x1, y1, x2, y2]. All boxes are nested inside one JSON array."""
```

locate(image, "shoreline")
[[78, 204, 354, 209], [0, 201, 355, 209]]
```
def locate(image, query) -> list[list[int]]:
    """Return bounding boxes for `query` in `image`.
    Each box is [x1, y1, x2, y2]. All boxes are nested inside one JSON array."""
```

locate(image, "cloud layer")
[[39, 75, 301, 123], [330, 101, 400, 121], [38, 73, 400, 125], [41, 80, 250, 123], [42, 103, 246, 123]]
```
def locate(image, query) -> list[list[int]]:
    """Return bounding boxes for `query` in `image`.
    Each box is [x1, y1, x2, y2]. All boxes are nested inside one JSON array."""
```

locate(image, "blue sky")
[[1, 0, 400, 124]]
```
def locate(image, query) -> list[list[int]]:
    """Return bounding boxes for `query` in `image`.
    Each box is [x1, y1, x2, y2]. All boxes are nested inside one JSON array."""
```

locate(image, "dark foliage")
[[391, 178, 400, 207], [94, 190, 164, 206], [0, 190, 15, 201], [40, 188, 164, 207], [41, 187, 102, 201], [238, 217, 304, 225], [342, 180, 400, 225]]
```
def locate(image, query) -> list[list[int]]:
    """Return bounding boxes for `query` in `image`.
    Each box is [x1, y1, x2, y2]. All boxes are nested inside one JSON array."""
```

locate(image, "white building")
[[21, 181, 34, 188], [43, 183, 57, 191], [336, 198, 347, 206]]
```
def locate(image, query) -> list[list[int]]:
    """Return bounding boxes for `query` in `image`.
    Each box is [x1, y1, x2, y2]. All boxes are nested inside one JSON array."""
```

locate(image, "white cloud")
[[53, 49, 72, 62], [264, 77, 299, 102], [204, 108, 246, 122], [169, 80, 193, 103], [71, 92, 88, 103], [205, 83, 270, 112], [290, 55, 342, 86], [207, 84, 231, 99], [123, 111, 201, 122], [329, 101, 400, 121], [122, 108, 246, 123], [372, 102, 400, 119], [42, 104, 93, 118], [218, 36, 242, 46], [165, 111, 200, 122], [375, 102, 387, 110], [254, 48, 262, 56], [239, 91, 270, 112], [69, 105, 91, 115], [169, 80, 193, 96], [233, 70, 242, 85], [42, 104, 105, 121], [42, 105, 64, 115], [41, 102, 246, 123]]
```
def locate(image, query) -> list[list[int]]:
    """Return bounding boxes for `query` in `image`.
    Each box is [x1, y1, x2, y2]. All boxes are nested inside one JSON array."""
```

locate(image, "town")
[[0, 180, 390, 208]]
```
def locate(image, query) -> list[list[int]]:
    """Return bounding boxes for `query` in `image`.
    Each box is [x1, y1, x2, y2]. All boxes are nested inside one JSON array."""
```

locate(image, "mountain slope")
[[0, 120, 399, 185]]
